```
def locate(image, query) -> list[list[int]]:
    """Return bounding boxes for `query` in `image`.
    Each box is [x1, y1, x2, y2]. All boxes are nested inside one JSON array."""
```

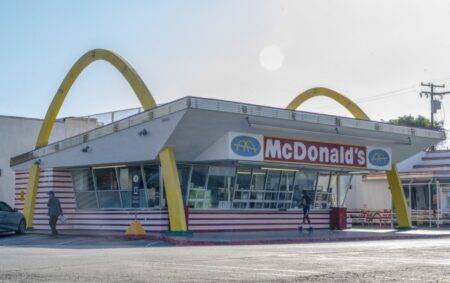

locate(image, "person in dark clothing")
[[47, 191, 63, 235], [301, 191, 312, 226]]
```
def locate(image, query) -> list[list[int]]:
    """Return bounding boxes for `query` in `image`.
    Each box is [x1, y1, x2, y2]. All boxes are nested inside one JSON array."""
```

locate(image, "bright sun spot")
[[259, 44, 284, 71]]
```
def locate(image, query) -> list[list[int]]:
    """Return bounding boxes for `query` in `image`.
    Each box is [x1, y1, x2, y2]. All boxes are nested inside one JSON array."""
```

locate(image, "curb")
[[154, 233, 450, 246], [23, 229, 450, 246]]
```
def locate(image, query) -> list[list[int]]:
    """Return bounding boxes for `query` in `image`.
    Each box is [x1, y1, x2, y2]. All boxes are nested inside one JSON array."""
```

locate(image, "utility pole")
[[420, 82, 450, 128], [420, 82, 450, 150]]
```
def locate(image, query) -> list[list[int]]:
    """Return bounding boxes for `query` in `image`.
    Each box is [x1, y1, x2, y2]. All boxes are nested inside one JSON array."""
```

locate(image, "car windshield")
[[0, 202, 12, 212]]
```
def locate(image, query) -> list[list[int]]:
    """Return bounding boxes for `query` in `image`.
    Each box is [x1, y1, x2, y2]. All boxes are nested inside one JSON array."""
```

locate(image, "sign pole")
[[125, 174, 147, 237]]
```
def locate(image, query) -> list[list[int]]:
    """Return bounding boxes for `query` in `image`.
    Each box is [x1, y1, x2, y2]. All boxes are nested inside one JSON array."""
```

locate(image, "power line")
[[312, 85, 418, 112]]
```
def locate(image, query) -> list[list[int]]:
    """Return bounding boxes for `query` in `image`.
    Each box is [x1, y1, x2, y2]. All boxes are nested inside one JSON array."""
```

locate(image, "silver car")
[[0, 201, 26, 234]]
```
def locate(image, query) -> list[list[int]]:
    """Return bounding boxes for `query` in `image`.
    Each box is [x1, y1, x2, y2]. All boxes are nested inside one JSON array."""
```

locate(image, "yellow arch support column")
[[23, 49, 186, 231], [386, 165, 411, 228], [287, 87, 411, 229], [159, 147, 188, 231]]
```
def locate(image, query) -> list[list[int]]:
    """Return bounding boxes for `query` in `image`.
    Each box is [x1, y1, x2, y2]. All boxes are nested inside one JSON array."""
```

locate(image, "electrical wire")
[[311, 84, 418, 112]]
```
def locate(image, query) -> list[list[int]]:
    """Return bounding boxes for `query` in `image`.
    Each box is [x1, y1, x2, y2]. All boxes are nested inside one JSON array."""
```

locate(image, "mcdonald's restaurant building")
[[10, 97, 444, 233]]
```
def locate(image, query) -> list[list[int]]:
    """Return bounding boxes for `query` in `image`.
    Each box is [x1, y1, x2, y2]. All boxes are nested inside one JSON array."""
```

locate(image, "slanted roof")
[[10, 96, 446, 171]]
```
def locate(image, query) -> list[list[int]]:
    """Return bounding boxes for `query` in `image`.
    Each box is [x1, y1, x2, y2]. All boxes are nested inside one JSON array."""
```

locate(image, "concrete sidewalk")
[[25, 227, 450, 246], [156, 228, 450, 246]]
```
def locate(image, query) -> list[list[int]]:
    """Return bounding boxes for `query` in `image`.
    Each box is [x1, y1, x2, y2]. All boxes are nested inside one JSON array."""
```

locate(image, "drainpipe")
[[428, 179, 432, 228], [436, 180, 440, 228]]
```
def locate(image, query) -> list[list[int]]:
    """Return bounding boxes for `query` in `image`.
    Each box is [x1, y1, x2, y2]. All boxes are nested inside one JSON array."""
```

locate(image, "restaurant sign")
[[228, 132, 391, 170]]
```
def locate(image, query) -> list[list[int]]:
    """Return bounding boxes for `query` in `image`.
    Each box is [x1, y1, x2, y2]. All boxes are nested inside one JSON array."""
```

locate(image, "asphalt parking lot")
[[1, 233, 450, 282]]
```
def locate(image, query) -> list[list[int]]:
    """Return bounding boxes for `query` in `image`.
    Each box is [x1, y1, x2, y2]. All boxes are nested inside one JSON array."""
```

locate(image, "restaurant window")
[[93, 168, 121, 208], [187, 165, 209, 208], [72, 165, 165, 210], [177, 165, 192, 205], [250, 169, 267, 208], [117, 166, 147, 208], [293, 171, 317, 208], [232, 168, 252, 208], [143, 165, 160, 207], [278, 171, 295, 209], [265, 170, 281, 208], [72, 169, 97, 209], [207, 166, 236, 208]]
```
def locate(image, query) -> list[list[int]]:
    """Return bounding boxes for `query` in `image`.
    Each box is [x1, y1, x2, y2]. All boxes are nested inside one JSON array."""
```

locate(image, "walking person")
[[299, 191, 312, 231], [47, 191, 63, 236]]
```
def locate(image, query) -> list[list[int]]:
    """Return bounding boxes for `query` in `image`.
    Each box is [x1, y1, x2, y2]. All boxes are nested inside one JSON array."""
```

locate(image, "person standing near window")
[[299, 191, 312, 231], [47, 191, 63, 236]]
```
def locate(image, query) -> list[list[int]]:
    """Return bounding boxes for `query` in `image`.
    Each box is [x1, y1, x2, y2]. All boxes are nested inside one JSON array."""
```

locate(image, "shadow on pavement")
[[0, 232, 170, 249]]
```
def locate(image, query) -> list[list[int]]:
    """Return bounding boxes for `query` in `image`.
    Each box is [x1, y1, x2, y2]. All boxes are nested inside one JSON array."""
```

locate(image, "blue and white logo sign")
[[231, 135, 261, 157], [367, 147, 392, 170]]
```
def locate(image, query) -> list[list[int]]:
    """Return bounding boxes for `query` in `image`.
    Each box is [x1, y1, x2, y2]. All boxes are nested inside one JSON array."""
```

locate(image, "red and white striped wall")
[[187, 210, 331, 231], [15, 168, 334, 232], [14, 169, 169, 232]]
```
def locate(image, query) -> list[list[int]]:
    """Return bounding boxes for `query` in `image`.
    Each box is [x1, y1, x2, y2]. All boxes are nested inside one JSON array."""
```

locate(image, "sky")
[[2, 0, 450, 136]]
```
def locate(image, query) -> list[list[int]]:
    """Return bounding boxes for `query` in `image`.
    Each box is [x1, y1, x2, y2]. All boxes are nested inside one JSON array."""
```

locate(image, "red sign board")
[[264, 137, 367, 168]]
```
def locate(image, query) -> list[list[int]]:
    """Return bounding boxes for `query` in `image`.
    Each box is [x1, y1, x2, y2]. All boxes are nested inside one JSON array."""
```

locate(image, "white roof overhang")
[[11, 97, 445, 171]]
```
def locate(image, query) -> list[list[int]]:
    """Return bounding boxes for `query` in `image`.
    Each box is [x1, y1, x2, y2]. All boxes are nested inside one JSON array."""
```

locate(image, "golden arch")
[[36, 49, 156, 148], [24, 49, 187, 231], [287, 87, 411, 229], [286, 87, 369, 120]]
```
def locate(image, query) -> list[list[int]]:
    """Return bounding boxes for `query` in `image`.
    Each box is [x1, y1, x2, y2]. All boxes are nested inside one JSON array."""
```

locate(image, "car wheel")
[[16, 219, 26, 235]]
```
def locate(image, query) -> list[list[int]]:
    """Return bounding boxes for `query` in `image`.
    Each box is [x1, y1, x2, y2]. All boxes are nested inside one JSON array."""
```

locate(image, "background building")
[[344, 150, 450, 226], [0, 115, 100, 206]]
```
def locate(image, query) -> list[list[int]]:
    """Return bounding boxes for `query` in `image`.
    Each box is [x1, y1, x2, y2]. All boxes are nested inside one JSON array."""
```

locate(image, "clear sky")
[[2, 0, 450, 135]]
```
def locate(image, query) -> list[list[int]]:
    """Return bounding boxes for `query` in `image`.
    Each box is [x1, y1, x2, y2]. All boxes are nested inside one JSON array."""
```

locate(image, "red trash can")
[[330, 207, 347, 230]]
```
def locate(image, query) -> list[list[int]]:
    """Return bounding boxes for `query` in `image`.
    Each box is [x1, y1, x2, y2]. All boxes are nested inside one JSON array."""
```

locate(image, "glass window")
[[72, 169, 97, 209], [293, 171, 317, 208], [191, 166, 208, 189], [262, 170, 281, 209], [207, 167, 236, 208], [143, 165, 160, 207], [251, 169, 266, 190], [188, 166, 209, 208], [233, 168, 252, 208], [250, 169, 267, 208], [235, 169, 252, 190], [0, 202, 12, 212], [94, 168, 121, 208], [94, 168, 118, 191], [278, 171, 295, 209], [72, 169, 95, 192], [97, 191, 122, 208], [177, 165, 192, 205], [75, 191, 98, 209], [118, 166, 146, 208]]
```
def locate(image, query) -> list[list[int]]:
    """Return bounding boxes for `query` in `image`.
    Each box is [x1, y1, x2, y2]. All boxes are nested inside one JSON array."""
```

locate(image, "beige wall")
[[344, 176, 391, 210], [317, 173, 392, 210], [0, 116, 99, 206]]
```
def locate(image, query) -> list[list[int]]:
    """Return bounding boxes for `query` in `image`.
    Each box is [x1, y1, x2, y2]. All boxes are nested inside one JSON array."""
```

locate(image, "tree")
[[388, 115, 443, 130]]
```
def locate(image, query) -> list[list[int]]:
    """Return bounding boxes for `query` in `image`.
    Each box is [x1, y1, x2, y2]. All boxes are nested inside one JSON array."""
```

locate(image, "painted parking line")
[[146, 241, 165, 247]]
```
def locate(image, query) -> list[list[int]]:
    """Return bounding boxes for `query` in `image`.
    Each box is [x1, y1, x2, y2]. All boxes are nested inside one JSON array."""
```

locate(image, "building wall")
[[188, 210, 331, 231], [317, 173, 392, 211], [0, 116, 98, 206], [344, 176, 391, 210], [14, 169, 169, 231], [14, 168, 332, 232]]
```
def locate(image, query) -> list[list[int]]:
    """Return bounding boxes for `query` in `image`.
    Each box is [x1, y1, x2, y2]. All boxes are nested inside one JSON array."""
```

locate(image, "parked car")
[[0, 201, 26, 234]]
